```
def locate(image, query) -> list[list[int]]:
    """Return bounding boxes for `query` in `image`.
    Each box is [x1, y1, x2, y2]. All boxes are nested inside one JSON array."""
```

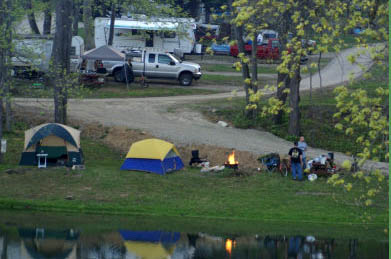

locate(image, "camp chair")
[[189, 150, 208, 166]]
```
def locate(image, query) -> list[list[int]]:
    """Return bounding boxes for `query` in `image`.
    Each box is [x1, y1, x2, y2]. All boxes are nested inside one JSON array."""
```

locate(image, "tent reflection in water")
[[19, 123, 84, 167], [119, 230, 180, 259], [18, 228, 79, 259], [120, 138, 184, 175]]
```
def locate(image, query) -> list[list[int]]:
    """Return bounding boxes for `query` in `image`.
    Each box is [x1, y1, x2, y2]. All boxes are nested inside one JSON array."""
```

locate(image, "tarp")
[[82, 45, 125, 61], [121, 138, 184, 175], [106, 20, 178, 31]]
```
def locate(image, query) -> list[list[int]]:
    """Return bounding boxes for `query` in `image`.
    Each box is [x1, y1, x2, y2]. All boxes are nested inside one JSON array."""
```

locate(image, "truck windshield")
[[168, 53, 181, 63]]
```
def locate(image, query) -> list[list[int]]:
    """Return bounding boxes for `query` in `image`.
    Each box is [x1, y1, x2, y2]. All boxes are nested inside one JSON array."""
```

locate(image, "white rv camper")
[[94, 17, 196, 56], [12, 35, 84, 77]]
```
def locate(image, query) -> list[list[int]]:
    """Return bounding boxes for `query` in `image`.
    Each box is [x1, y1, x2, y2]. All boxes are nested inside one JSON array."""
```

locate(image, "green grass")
[[199, 74, 275, 86], [197, 65, 387, 158], [0, 128, 387, 226], [201, 59, 330, 75], [202, 63, 278, 74], [12, 79, 221, 98]]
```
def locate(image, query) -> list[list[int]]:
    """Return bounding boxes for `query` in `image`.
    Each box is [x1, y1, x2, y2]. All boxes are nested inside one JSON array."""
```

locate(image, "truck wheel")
[[179, 72, 193, 86], [114, 69, 124, 82]]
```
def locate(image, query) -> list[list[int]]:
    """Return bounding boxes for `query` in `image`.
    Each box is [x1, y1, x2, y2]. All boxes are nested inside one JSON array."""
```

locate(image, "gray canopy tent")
[[82, 45, 125, 61], [81, 45, 132, 84]]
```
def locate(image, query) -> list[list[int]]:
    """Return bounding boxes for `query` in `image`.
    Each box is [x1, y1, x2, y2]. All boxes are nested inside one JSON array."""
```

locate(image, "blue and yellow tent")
[[120, 139, 184, 175]]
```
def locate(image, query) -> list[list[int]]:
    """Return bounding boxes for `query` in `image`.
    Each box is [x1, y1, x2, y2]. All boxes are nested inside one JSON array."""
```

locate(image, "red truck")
[[230, 38, 281, 60]]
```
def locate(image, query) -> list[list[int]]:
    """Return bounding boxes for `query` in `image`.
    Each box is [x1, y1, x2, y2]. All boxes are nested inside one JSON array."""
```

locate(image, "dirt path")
[[15, 47, 387, 172]]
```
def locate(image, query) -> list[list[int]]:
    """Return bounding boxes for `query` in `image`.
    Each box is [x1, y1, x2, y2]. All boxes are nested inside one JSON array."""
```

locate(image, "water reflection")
[[0, 227, 387, 259]]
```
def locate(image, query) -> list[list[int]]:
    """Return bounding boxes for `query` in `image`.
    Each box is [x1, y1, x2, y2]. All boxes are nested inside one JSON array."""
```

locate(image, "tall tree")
[[107, 1, 116, 46], [73, 0, 81, 35], [83, 0, 95, 50], [43, 0, 52, 35], [50, 0, 73, 124], [25, 0, 41, 34], [0, 0, 14, 160]]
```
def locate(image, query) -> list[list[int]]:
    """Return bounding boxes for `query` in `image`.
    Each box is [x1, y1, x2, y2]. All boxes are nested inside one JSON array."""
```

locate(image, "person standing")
[[289, 141, 303, 180], [298, 136, 308, 169]]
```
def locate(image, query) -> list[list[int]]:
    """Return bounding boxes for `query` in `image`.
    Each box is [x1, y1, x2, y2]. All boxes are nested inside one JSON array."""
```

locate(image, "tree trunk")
[[83, 0, 95, 50], [188, 0, 200, 20], [108, 2, 116, 46], [273, 8, 291, 124], [51, 0, 73, 124], [251, 34, 258, 91], [5, 0, 12, 131], [235, 25, 251, 105], [288, 66, 301, 136], [25, 0, 40, 34], [43, 3, 52, 35], [0, 0, 5, 162], [274, 72, 290, 124], [73, 0, 80, 36]]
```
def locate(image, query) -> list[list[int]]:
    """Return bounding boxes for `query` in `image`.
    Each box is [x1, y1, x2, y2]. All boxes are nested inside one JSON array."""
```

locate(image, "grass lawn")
[[197, 65, 387, 159], [0, 128, 387, 227], [201, 58, 331, 75], [12, 79, 221, 98], [199, 74, 275, 86]]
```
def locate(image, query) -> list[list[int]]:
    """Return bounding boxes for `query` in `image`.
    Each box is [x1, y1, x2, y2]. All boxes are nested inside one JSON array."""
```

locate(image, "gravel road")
[[15, 47, 387, 172]]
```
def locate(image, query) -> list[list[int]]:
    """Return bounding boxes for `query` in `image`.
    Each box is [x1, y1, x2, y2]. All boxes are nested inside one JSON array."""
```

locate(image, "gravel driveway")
[[15, 47, 387, 172]]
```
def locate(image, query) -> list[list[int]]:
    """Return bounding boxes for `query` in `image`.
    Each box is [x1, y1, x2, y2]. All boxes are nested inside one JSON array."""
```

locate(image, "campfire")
[[225, 149, 239, 169], [225, 239, 236, 255]]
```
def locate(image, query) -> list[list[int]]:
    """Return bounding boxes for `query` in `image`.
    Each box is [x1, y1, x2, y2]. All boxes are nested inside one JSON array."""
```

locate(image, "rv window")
[[158, 54, 172, 65], [163, 31, 176, 38], [132, 29, 141, 35], [70, 47, 76, 56], [148, 54, 156, 63]]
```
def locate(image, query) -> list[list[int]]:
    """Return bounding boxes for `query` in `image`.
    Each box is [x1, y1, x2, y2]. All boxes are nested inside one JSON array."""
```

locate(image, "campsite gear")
[[189, 150, 208, 166], [308, 173, 318, 182], [121, 138, 184, 175], [258, 153, 289, 176], [308, 154, 336, 177], [19, 123, 84, 167], [201, 165, 225, 173], [81, 45, 126, 85]]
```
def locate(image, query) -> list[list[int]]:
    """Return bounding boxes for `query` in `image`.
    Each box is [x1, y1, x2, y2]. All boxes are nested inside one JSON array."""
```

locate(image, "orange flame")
[[225, 239, 233, 255], [227, 150, 238, 165]]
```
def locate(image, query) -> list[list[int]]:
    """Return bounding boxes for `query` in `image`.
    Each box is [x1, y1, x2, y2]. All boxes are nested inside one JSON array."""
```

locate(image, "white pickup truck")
[[103, 50, 202, 86]]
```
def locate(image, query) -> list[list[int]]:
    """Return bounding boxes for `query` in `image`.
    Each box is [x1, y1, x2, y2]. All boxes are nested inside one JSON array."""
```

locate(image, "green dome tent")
[[19, 123, 83, 167]]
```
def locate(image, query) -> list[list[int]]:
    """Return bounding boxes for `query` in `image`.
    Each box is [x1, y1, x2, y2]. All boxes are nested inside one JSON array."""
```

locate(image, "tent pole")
[[124, 56, 129, 90]]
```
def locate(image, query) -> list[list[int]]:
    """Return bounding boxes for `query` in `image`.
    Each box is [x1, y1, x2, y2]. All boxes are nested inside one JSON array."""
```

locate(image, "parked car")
[[230, 38, 308, 63], [103, 49, 202, 86], [230, 38, 281, 60], [211, 43, 230, 55]]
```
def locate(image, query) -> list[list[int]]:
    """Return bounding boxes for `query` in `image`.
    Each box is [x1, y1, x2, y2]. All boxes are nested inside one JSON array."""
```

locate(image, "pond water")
[[0, 211, 388, 259]]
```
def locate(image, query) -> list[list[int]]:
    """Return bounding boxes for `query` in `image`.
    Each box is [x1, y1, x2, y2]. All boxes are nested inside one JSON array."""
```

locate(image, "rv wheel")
[[114, 69, 124, 82], [179, 72, 193, 86]]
